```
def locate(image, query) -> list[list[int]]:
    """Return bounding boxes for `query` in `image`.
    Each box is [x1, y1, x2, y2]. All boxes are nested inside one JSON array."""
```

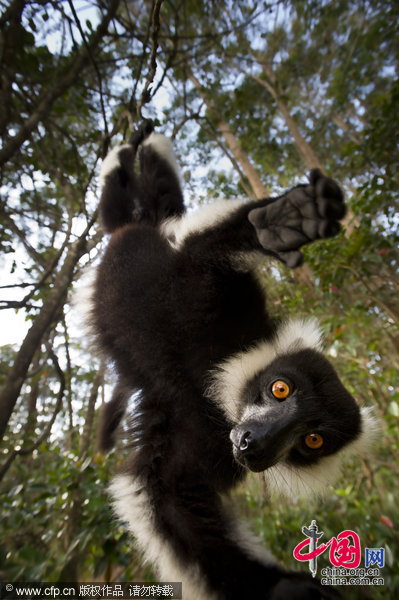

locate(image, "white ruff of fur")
[[263, 406, 380, 499], [142, 133, 180, 179], [109, 474, 218, 600], [208, 318, 323, 423], [161, 198, 246, 249]]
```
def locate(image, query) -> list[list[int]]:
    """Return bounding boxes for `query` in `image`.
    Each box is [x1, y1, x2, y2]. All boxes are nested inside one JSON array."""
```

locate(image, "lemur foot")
[[128, 119, 155, 150], [270, 572, 341, 600], [248, 169, 345, 268]]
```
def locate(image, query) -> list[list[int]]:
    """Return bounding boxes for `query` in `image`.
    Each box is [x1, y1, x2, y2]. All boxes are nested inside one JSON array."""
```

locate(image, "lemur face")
[[230, 349, 362, 474]]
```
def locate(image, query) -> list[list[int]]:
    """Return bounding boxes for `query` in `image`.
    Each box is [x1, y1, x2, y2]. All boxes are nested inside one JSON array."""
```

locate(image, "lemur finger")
[[276, 250, 303, 268], [309, 168, 323, 186], [315, 174, 344, 203], [318, 219, 341, 238], [308, 169, 345, 220], [248, 205, 269, 229], [315, 176, 345, 221], [309, 169, 344, 204], [316, 194, 346, 220]]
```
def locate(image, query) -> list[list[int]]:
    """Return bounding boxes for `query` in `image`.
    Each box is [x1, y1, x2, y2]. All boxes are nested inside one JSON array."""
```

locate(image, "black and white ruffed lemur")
[[84, 121, 376, 600]]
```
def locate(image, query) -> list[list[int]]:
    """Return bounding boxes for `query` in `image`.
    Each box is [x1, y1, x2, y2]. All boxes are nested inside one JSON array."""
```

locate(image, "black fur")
[[89, 125, 362, 599], [97, 381, 131, 452]]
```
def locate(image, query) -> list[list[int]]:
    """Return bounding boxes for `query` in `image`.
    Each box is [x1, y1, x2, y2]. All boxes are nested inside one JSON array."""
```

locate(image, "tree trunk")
[[332, 114, 361, 145], [79, 367, 105, 458], [189, 71, 314, 285], [0, 230, 91, 444], [248, 61, 323, 170], [23, 350, 41, 447], [189, 72, 268, 198], [247, 59, 358, 239]]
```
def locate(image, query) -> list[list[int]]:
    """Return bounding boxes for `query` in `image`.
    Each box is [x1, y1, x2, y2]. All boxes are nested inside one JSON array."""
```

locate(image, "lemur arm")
[[178, 170, 345, 269], [99, 124, 344, 268]]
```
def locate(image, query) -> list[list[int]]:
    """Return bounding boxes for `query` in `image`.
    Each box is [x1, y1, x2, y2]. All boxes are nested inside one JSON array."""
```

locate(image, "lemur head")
[[209, 319, 378, 497]]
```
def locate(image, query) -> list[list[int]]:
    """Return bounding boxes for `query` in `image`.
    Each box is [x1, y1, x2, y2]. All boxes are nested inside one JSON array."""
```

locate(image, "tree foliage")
[[0, 0, 397, 596]]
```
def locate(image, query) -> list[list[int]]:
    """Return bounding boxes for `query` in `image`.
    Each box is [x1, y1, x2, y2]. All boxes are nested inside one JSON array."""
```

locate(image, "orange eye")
[[271, 380, 291, 399], [304, 433, 324, 449]]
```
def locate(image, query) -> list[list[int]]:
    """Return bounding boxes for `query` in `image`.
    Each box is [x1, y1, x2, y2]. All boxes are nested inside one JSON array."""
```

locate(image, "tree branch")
[[0, 211, 97, 443], [0, 0, 120, 167], [136, 0, 165, 119]]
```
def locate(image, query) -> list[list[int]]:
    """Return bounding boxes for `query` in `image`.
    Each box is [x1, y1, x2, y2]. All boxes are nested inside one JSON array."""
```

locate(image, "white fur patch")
[[99, 144, 131, 188], [352, 406, 381, 454], [208, 318, 324, 422], [263, 453, 344, 499], [274, 318, 323, 355], [161, 199, 246, 249], [71, 267, 97, 339], [142, 133, 180, 180], [263, 406, 380, 499], [109, 474, 218, 600]]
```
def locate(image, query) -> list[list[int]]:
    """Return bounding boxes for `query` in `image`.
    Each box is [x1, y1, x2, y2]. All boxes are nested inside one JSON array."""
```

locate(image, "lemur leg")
[[138, 132, 185, 225], [99, 120, 155, 232], [99, 121, 185, 232]]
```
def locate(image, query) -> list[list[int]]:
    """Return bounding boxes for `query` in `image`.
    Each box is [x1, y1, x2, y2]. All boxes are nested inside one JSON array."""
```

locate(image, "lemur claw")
[[248, 171, 345, 268]]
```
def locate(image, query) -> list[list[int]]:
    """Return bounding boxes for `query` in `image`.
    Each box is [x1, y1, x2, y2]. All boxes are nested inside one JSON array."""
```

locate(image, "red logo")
[[293, 520, 361, 576]]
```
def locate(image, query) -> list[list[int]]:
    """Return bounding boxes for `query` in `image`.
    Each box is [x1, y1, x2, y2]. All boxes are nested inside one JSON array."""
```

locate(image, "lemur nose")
[[238, 431, 252, 451], [230, 426, 262, 455]]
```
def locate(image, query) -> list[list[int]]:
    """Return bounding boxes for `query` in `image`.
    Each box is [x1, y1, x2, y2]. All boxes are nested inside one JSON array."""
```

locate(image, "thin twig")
[[67, 0, 109, 135], [136, 0, 165, 119]]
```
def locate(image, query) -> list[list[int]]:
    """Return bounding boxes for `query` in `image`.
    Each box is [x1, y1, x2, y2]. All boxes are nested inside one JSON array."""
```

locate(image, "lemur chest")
[[172, 265, 274, 376]]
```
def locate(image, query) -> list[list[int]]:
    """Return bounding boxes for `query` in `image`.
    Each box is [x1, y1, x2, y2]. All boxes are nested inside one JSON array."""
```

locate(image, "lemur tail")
[[99, 120, 185, 232]]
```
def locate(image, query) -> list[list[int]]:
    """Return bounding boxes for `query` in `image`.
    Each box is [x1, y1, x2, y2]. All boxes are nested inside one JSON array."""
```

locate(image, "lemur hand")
[[248, 169, 345, 268], [270, 572, 341, 600]]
